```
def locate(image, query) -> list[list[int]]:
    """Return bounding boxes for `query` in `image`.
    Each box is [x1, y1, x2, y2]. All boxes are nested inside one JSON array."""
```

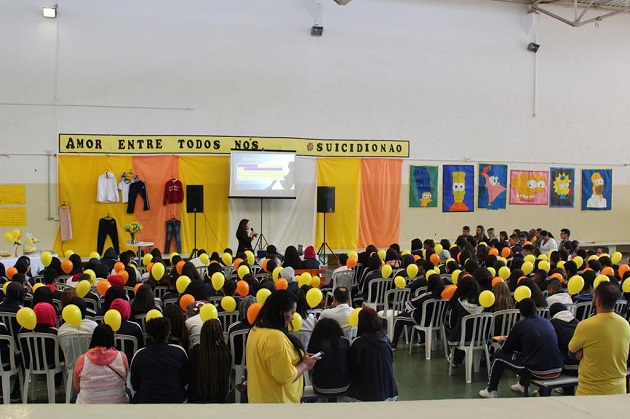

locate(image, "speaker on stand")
[[316, 186, 337, 264], [186, 185, 204, 258]]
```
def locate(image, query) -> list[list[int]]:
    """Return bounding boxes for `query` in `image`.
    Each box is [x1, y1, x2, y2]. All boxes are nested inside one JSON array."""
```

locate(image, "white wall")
[[1, 0, 630, 248]]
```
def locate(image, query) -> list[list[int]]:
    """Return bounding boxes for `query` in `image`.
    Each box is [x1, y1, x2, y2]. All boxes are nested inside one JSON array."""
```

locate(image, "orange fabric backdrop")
[[358, 159, 403, 248]]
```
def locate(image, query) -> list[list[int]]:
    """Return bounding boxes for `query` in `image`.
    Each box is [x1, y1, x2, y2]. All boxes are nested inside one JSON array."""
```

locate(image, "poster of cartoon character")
[[478, 164, 507, 210], [549, 168, 575, 208], [581, 169, 612, 211], [509, 170, 549, 205], [409, 166, 438, 208], [443, 165, 474, 212]]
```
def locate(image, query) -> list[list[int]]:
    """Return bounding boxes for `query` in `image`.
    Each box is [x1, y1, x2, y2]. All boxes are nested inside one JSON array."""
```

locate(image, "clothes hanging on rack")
[[97, 217, 120, 254], [118, 172, 134, 204], [127, 180, 150, 213], [165, 219, 182, 253], [163, 178, 184, 205], [97, 171, 119, 203], [59, 205, 73, 241]]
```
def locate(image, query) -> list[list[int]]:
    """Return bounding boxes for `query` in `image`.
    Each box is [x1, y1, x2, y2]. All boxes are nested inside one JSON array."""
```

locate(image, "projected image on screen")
[[229, 150, 297, 199]]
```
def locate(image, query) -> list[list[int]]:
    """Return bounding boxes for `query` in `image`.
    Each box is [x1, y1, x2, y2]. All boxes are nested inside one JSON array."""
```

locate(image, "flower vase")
[[130, 233, 136, 244], [14, 245, 18, 257]]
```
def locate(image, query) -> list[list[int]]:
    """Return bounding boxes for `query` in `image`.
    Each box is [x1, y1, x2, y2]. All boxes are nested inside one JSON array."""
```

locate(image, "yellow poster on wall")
[[0, 184, 26, 205], [0, 207, 27, 227]]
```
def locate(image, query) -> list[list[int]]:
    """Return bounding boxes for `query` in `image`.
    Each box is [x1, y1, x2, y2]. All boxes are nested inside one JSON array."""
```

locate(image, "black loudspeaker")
[[186, 185, 204, 213], [317, 186, 335, 213]]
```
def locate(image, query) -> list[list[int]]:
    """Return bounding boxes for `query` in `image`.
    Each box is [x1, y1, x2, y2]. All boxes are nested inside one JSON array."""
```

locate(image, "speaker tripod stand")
[[189, 210, 200, 258], [253, 198, 269, 252], [317, 212, 337, 264]]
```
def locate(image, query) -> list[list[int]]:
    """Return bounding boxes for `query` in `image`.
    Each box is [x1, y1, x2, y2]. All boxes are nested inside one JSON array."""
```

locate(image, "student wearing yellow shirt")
[[246, 290, 320, 403], [569, 281, 630, 395]]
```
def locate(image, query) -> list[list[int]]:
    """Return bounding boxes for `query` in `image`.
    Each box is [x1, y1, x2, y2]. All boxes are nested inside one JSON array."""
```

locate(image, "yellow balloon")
[[170, 253, 180, 264], [176, 275, 192, 294], [62, 304, 82, 327], [84, 269, 96, 282], [17, 307, 37, 330], [211, 272, 225, 291], [547, 249, 557, 258], [593, 274, 610, 289], [587, 254, 599, 262], [89, 251, 100, 259], [524, 254, 536, 264], [104, 309, 121, 332], [499, 266, 511, 280], [377, 250, 386, 260], [221, 296, 237, 312], [221, 252, 233, 266], [406, 264, 418, 278], [537, 254, 548, 261], [76, 280, 92, 298], [311, 276, 321, 288], [567, 275, 584, 295], [394, 276, 406, 289], [238, 265, 250, 280], [256, 288, 271, 305], [514, 285, 532, 302], [611, 252, 623, 264], [572, 256, 584, 269], [146, 309, 163, 322], [32, 283, 45, 293], [152, 262, 165, 281], [40, 251, 53, 267], [348, 251, 358, 260], [425, 269, 436, 278], [451, 269, 461, 285], [142, 253, 153, 266], [348, 308, 362, 328], [497, 256, 507, 265], [521, 262, 533, 276], [200, 303, 218, 322], [306, 288, 323, 308], [245, 250, 255, 266], [538, 260, 550, 273], [297, 274, 310, 288], [487, 267, 496, 278], [3, 282, 10, 295], [3, 231, 13, 243], [11, 229, 21, 241], [301, 272, 312, 283], [289, 312, 303, 332], [65, 250, 75, 259], [272, 266, 283, 282], [479, 290, 495, 308], [381, 264, 393, 279], [622, 279, 630, 293], [557, 261, 565, 270], [434, 244, 443, 255], [401, 250, 411, 256], [199, 253, 210, 265]]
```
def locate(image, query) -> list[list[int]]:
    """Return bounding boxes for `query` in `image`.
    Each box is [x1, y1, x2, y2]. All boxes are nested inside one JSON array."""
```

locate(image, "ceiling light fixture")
[[43, 4, 57, 19]]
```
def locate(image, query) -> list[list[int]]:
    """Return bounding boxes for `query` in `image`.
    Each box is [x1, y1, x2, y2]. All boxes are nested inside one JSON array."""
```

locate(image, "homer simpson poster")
[[581, 169, 612, 211], [509, 170, 549, 205], [409, 166, 438, 208], [443, 165, 474, 212]]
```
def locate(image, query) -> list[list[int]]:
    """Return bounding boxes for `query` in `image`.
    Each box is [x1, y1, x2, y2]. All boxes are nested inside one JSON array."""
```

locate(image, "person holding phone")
[[236, 219, 257, 254]]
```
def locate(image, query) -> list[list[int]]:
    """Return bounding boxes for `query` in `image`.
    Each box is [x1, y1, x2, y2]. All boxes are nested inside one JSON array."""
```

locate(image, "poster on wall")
[[442, 165, 474, 212], [477, 164, 507, 210], [409, 166, 438, 208], [509, 170, 549, 205], [581, 169, 612, 211], [549, 168, 575, 208]]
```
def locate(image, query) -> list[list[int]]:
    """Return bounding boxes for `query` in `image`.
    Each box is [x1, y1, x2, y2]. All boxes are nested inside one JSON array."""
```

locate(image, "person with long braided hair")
[[188, 319, 231, 403]]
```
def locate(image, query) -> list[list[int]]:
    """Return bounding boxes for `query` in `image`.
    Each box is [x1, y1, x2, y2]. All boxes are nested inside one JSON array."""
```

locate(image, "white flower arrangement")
[[123, 222, 143, 234]]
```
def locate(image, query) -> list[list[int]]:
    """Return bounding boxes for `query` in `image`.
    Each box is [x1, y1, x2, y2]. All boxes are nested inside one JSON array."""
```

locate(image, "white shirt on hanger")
[[97, 171, 119, 203], [118, 177, 132, 203]]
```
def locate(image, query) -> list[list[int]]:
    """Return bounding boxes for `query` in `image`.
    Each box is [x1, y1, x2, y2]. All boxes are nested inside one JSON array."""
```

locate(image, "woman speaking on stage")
[[236, 218, 257, 254]]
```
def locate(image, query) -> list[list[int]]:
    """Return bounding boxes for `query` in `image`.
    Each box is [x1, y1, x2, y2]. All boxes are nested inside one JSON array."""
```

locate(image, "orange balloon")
[[501, 247, 511, 258], [441, 285, 457, 300], [488, 248, 499, 257], [261, 258, 269, 272], [147, 262, 154, 273], [618, 264, 630, 278], [236, 280, 249, 297], [549, 273, 565, 283], [491, 277, 504, 287], [114, 262, 125, 273], [6, 267, 17, 280], [276, 278, 288, 290], [119, 270, 129, 283], [430, 253, 440, 266], [97, 280, 111, 297], [176, 260, 185, 275], [247, 302, 262, 325], [517, 276, 527, 285], [134, 283, 143, 294], [523, 241, 532, 246], [234, 258, 243, 269], [61, 259, 73, 274], [413, 255, 420, 262], [347, 257, 357, 269], [179, 294, 195, 312], [601, 266, 614, 277]]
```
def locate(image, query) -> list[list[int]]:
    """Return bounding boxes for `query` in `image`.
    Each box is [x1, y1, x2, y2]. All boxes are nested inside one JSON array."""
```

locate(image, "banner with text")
[[59, 135, 409, 158]]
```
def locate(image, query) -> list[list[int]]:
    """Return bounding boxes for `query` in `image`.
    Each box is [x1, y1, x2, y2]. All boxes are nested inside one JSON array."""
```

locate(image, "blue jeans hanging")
[[165, 219, 182, 253]]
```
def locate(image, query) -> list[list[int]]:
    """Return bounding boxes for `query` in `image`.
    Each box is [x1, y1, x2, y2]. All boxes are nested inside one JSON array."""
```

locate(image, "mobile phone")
[[312, 351, 324, 357]]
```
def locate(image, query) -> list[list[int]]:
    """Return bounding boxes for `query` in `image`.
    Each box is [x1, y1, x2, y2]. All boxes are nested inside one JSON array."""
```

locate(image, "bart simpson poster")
[[443, 165, 474, 212], [478, 164, 507, 210], [581, 169, 612, 211], [549, 168, 575, 208], [409, 166, 438, 208], [509, 170, 549, 205]]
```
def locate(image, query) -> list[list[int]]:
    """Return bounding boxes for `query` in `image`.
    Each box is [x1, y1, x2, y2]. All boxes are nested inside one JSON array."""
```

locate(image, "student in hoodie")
[[549, 302, 579, 394], [446, 275, 483, 367], [347, 307, 397, 401], [101, 247, 118, 272], [74, 324, 129, 404]]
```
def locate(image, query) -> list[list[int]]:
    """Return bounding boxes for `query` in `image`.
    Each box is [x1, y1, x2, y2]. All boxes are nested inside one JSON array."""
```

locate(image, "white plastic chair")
[[58, 334, 92, 403], [614, 300, 627, 317], [325, 271, 356, 307], [18, 332, 65, 403], [0, 333, 24, 404], [229, 329, 248, 403], [163, 298, 178, 308], [448, 313, 494, 383], [114, 335, 138, 361], [537, 307, 550, 319], [574, 301, 595, 321], [378, 288, 410, 338], [218, 312, 240, 342], [342, 326, 357, 341], [363, 278, 394, 312], [408, 299, 449, 359], [491, 309, 520, 351], [153, 286, 168, 300], [0, 313, 18, 339]]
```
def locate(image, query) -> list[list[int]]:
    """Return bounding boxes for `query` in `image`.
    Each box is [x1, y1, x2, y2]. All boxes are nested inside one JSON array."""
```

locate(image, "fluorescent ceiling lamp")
[[43, 5, 57, 18]]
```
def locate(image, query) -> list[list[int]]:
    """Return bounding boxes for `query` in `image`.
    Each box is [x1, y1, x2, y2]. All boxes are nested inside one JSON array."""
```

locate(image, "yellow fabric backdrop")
[[178, 156, 230, 252], [316, 158, 361, 250]]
